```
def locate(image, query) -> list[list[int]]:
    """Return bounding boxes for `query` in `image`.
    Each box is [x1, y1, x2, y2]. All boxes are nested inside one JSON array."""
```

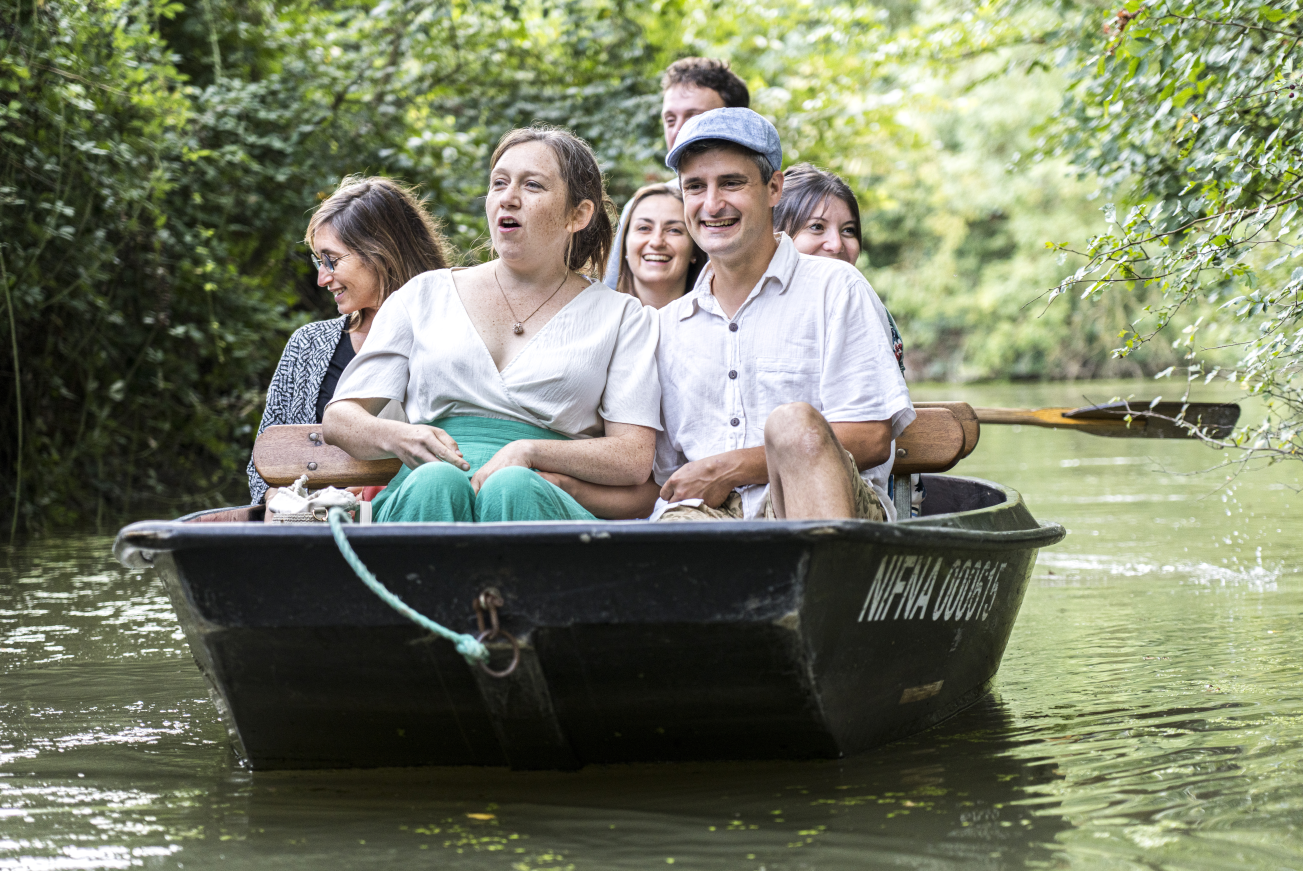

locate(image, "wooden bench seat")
[[252, 404, 978, 493], [254, 426, 401, 488]]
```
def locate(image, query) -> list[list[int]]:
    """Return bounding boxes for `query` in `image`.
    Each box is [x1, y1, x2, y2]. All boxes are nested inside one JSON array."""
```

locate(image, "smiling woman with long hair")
[[246, 175, 449, 504], [616, 184, 704, 308], [322, 127, 661, 523]]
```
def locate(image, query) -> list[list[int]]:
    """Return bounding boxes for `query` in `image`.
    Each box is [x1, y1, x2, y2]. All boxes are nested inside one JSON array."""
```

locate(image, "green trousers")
[[371, 416, 597, 523]]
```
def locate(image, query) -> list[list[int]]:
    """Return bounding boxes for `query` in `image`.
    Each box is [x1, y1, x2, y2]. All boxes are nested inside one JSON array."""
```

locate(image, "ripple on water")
[[0, 844, 182, 871], [0, 545, 186, 675], [1036, 551, 1285, 592]]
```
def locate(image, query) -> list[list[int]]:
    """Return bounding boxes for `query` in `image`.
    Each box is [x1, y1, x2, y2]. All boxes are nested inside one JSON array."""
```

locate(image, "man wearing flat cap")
[[603, 57, 750, 289], [651, 107, 914, 522]]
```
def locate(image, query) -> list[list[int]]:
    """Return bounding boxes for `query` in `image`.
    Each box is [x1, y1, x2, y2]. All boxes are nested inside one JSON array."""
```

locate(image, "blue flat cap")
[[665, 107, 783, 174]]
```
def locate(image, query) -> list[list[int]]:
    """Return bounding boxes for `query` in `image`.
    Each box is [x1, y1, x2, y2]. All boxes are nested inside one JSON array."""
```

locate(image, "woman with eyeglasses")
[[245, 175, 450, 504], [322, 127, 660, 523]]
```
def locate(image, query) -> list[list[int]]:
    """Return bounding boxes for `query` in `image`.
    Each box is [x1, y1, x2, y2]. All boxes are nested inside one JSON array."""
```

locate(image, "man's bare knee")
[[764, 402, 836, 457]]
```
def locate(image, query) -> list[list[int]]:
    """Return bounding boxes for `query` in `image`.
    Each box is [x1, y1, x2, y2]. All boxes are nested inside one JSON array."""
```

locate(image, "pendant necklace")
[[495, 264, 571, 335]]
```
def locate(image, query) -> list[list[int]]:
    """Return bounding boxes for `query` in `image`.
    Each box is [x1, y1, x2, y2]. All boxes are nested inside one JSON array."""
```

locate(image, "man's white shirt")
[[653, 233, 915, 520]]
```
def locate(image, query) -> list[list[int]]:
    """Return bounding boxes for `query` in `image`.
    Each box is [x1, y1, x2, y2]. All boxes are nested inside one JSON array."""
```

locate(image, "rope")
[[327, 507, 489, 664]]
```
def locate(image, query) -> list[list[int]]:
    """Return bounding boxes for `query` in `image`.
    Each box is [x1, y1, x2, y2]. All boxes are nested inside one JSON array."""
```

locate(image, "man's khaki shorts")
[[658, 450, 887, 522]]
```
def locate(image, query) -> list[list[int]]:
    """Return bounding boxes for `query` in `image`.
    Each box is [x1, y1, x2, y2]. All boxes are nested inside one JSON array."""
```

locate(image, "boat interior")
[[183, 401, 994, 525]]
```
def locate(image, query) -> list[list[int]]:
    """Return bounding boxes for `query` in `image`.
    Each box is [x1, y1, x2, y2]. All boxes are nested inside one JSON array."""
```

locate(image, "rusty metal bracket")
[[473, 588, 520, 678]]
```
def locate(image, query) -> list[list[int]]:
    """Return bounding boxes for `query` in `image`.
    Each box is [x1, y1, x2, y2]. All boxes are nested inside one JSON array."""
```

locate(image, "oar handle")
[[972, 407, 1043, 426], [972, 407, 1141, 430]]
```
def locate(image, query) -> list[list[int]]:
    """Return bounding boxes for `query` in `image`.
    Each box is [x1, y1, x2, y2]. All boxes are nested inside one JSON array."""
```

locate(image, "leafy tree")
[[12, 0, 1275, 535], [659, 0, 1177, 380], [0, 0, 665, 536], [1040, 0, 1302, 458]]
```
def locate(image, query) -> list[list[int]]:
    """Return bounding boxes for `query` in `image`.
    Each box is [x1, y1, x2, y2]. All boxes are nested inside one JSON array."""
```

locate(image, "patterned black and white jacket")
[[246, 316, 348, 504]]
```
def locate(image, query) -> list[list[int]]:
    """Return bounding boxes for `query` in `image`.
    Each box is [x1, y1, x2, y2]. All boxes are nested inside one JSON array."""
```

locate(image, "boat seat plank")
[[253, 406, 972, 489], [253, 426, 401, 488], [912, 401, 979, 459], [891, 407, 966, 475]]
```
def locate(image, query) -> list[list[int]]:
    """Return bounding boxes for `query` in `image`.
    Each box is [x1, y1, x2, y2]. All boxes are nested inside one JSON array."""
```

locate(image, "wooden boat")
[[113, 405, 1064, 770]]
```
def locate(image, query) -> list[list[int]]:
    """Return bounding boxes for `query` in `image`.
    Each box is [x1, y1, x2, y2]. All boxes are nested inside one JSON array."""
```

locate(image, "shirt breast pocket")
[[753, 356, 821, 415]]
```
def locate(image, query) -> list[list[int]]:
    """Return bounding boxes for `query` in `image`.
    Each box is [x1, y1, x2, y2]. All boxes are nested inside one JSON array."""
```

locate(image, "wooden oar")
[[972, 401, 1240, 439]]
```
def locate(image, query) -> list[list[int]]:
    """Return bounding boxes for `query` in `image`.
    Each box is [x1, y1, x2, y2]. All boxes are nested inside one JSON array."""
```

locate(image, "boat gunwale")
[[114, 475, 1064, 569]]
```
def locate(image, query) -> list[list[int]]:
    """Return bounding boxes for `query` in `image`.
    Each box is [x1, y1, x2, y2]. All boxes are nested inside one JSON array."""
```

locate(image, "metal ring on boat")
[[472, 587, 519, 677], [475, 627, 521, 678]]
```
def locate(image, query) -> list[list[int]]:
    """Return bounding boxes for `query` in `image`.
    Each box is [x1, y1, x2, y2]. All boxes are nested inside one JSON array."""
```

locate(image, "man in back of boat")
[[602, 57, 750, 289], [651, 108, 914, 522]]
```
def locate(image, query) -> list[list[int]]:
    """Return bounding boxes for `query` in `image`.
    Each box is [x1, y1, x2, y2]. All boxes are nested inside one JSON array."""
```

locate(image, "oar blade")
[[1062, 401, 1240, 439]]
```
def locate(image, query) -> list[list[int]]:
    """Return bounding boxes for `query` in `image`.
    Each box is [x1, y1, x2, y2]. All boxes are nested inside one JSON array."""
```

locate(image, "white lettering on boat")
[[857, 556, 1008, 623]]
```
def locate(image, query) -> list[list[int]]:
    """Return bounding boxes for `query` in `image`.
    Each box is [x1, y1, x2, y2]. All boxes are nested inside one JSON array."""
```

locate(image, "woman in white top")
[[322, 127, 662, 522]]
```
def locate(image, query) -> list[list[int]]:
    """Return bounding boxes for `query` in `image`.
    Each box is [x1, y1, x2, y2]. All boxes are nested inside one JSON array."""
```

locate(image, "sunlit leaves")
[[0, 0, 668, 531], [1042, 0, 1303, 461]]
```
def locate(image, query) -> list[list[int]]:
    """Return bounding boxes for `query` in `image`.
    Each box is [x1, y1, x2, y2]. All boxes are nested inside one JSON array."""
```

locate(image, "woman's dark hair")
[[490, 126, 614, 276], [306, 175, 451, 330], [661, 57, 750, 109], [616, 184, 705, 298], [772, 163, 863, 250]]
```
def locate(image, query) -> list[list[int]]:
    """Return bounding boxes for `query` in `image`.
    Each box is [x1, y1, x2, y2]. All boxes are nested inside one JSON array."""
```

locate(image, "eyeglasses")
[[310, 251, 352, 272]]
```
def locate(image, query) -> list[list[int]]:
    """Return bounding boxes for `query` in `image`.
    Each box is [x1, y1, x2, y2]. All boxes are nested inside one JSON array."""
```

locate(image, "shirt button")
[[730, 418, 740, 427], [729, 322, 739, 332], [728, 370, 737, 379]]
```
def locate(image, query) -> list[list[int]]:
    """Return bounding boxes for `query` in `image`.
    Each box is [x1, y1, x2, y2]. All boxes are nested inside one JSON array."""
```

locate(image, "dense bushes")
[[7, 0, 1271, 533], [0, 0, 663, 534], [1043, 0, 1303, 460]]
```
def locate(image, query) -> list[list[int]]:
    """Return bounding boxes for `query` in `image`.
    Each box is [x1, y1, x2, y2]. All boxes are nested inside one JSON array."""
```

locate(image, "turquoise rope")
[[327, 507, 488, 665]]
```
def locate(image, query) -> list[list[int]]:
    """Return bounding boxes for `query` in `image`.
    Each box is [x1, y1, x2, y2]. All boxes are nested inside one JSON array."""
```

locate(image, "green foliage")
[[657, 0, 1178, 380], [857, 65, 1179, 381], [10, 0, 1274, 532], [1038, 0, 1303, 460], [0, 0, 664, 535]]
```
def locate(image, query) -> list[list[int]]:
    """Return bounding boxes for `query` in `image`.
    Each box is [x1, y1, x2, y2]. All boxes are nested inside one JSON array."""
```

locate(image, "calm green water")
[[3, 382, 1301, 870]]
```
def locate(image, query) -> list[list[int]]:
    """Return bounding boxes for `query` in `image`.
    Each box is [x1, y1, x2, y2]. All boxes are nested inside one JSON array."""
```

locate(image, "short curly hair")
[[661, 57, 750, 109]]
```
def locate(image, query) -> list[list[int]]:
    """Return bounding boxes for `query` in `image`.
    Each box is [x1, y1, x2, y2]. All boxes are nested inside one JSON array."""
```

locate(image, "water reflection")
[[2, 381, 1302, 868], [211, 694, 1065, 870]]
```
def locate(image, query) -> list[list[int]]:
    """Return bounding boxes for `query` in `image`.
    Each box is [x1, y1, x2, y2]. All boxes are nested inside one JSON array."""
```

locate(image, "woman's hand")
[[387, 423, 469, 471], [538, 474, 660, 519], [471, 440, 536, 493], [324, 399, 468, 470]]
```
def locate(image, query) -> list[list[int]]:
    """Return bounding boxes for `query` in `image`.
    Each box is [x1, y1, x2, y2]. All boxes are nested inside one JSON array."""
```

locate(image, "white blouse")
[[329, 269, 662, 439]]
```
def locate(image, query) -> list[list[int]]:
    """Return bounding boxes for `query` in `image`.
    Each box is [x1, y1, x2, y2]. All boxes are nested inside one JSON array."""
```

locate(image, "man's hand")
[[536, 471, 578, 495], [385, 423, 468, 471], [659, 455, 741, 507], [471, 440, 535, 493]]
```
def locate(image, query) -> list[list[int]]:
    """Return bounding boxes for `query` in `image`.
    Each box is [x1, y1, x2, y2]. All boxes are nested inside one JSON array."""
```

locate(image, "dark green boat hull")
[[114, 474, 1064, 770]]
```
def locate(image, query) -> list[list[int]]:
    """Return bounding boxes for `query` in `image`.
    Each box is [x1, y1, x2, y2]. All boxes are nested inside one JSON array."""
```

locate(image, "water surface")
[[3, 382, 1301, 869]]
